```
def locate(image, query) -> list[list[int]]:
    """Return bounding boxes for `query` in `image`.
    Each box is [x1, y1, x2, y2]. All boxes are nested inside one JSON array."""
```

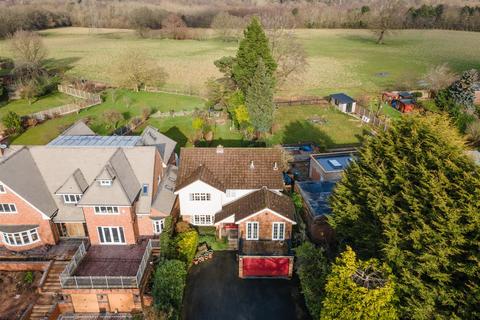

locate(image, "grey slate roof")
[[78, 149, 141, 206], [152, 165, 178, 216], [55, 169, 89, 194], [140, 126, 177, 164], [61, 121, 96, 136], [0, 224, 39, 233], [330, 93, 355, 104], [0, 148, 58, 218]]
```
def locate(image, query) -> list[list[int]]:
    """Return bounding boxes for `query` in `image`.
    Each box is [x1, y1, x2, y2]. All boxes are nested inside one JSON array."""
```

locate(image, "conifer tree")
[[329, 114, 480, 319], [245, 59, 275, 134], [232, 17, 276, 93], [321, 247, 397, 320]]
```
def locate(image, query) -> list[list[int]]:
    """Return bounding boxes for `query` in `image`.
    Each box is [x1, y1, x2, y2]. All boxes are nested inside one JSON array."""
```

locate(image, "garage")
[[240, 256, 293, 278]]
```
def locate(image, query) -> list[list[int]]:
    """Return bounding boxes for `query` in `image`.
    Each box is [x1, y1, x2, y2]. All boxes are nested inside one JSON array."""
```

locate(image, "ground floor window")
[[246, 222, 259, 240], [97, 226, 125, 244], [153, 219, 164, 234], [2, 228, 40, 246], [272, 222, 285, 240], [192, 214, 213, 226]]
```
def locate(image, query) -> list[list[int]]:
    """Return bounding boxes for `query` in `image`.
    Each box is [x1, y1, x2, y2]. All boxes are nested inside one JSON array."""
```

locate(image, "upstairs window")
[[63, 194, 82, 204], [0, 184, 5, 193], [94, 206, 119, 214], [189, 193, 211, 201], [153, 219, 165, 234], [272, 222, 285, 241], [246, 222, 259, 240], [0, 203, 17, 213], [142, 184, 149, 196], [99, 180, 112, 186]]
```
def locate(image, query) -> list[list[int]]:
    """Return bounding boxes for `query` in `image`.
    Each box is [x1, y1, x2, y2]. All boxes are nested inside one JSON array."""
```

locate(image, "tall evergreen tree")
[[232, 17, 276, 94], [321, 247, 397, 320], [329, 114, 480, 319], [448, 69, 478, 109], [245, 59, 275, 133]]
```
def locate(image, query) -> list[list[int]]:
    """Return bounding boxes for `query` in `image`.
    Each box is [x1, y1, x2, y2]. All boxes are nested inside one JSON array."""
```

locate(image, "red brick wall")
[[475, 91, 480, 105], [152, 150, 164, 199], [137, 215, 154, 237], [0, 185, 57, 250], [238, 209, 293, 240], [82, 206, 138, 245]]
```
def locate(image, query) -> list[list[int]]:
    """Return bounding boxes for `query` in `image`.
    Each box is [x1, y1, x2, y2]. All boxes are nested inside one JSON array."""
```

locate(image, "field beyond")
[[1, 28, 479, 97]]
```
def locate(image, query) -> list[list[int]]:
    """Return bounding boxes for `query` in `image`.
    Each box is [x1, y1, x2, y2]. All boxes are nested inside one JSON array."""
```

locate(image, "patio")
[[74, 239, 148, 277]]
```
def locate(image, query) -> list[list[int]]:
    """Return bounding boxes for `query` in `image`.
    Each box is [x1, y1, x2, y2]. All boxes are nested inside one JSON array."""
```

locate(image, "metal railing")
[[58, 313, 133, 320], [60, 239, 159, 289]]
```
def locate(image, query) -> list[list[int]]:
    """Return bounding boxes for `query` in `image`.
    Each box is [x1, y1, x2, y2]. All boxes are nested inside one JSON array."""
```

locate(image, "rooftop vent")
[[165, 185, 174, 191], [328, 159, 342, 169], [216, 145, 224, 154], [250, 160, 255, 169]]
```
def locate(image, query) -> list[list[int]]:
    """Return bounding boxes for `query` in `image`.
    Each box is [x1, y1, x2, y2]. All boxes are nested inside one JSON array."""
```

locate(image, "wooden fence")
[[274, 96, 328, 107], [58, 85, 101, 100], [352, 104, 390, 131]]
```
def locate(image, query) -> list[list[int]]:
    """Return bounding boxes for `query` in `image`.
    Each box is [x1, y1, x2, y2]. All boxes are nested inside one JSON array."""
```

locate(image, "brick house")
[[0, 122, 178, 315], [175, 146, 296, 278]]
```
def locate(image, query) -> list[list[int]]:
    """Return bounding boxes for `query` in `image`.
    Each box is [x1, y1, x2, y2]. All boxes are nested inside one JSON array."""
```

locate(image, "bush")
[[159, 216, 176, 259], [23, 271, 34, 285], [152, 259, 187, 320], [296, 242, 331, 319], [175, 221, 191, 233], [2, 111, 23, 134], [175, 230, 199, 266]]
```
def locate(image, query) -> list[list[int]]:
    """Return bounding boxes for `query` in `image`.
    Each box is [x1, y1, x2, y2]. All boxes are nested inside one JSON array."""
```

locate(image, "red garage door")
[[242, 257, 290, 277]]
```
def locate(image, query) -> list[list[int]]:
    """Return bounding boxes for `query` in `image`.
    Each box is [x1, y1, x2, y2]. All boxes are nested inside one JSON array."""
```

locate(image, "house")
[[0, 121, 178, 314], [382, 91, 416, 113], [329, 93, 356, 113], [175, 146, 296, 278]]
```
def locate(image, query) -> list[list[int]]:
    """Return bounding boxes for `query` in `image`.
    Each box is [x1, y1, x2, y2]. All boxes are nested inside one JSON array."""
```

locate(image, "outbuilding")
[[329, 93, 356, 113]]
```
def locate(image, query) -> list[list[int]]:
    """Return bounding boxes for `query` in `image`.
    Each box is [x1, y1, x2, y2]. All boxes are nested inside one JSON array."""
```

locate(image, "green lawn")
[[0, 92, 74, 118], [198, 234, 228, 251], [1, 28, 479, 97], [12, 89, 205, 145], [267, 105, 363, 149]]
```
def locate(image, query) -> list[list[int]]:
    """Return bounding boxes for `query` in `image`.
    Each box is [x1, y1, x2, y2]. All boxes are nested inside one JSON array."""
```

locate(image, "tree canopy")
[[321, 247, 397, 320], [232, 17, 276, 93], [329, 114, 480, 319]]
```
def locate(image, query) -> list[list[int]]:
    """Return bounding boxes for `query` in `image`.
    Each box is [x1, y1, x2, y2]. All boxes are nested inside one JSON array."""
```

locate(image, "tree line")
[[1, 0, 480, 39]]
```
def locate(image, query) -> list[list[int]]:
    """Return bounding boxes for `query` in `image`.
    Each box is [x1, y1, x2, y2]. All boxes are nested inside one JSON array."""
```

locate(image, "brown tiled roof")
[[176, 147, 284, 191], [215, 187, 295, 223], [175, 165, 225, 192]]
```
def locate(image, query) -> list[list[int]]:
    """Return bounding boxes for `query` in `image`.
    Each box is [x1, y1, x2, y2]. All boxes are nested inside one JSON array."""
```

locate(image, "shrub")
[[23, 271, 34, 284], [152, 259, 187, 320], [296, 242, 330, 319], [159, 217, 175, 260], [175, 230, 199, 266], [2, 111, 23, 134], [175, 221, 191, 234]]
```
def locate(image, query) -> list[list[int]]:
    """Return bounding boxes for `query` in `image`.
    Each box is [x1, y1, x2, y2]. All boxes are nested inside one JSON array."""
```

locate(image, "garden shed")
[[329, 93, 356, 113]]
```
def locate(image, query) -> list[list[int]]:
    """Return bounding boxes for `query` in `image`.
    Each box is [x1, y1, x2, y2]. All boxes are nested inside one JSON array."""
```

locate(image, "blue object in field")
[[391, 100, 399, 109], [301, 145, 313, 152], [283, 173, 293, 185]]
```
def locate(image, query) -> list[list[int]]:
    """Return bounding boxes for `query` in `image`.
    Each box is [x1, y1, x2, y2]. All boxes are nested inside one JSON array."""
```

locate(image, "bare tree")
[[162, 13, 188, 40], [423, 63, 458, 94], [211, 11, 246, 41], [369, 0, 404, 44], [9, 30, 47, 66], [114, 49, 168, 92], [272, 32, 308, 86]]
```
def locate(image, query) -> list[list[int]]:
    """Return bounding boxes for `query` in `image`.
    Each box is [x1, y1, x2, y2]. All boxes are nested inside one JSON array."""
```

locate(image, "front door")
[[346, 103, 353, 113]]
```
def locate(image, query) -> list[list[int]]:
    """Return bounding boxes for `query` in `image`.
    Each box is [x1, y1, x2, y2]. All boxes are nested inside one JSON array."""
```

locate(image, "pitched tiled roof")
[[61, 120, 96, 136], [140, 126, 177, 164], [176, 165, 225, 192], [55, 169, 89, 194], [176, 147, 284, 191], [215, 187, 295, 223], [152, 165, 178, 215]]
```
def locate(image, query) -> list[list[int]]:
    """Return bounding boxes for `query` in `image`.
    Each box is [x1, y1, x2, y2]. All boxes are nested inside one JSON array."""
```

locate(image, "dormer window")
[[142, 184, 149, 196], [63, 194, 82, 204], [99, 180, 112, 186]]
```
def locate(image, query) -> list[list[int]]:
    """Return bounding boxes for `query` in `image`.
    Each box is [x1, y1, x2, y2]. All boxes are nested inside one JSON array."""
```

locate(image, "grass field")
[[0, 92, 74, 118], [1, 28, 479, 97]]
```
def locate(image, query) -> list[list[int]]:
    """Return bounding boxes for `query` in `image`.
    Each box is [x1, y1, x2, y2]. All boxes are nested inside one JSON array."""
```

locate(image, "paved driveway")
[[182, 252, 311, 320]]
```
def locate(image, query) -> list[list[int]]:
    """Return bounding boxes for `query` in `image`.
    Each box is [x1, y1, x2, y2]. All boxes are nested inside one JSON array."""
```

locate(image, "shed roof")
[[330, 93, 355, 104]]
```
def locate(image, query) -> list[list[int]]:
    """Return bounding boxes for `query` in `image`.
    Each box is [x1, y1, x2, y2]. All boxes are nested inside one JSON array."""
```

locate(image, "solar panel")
[[47, 135, 142, 148]]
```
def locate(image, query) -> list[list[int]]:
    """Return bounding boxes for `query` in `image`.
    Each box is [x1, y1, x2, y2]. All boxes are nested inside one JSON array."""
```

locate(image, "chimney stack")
[[216, 145, 224, 154], [273, 162, 278, 170], [249, 160, 255, 169]]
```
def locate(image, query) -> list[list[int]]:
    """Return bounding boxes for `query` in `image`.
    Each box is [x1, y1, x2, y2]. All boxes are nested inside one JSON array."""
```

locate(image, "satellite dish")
[[0, 144, 8, 149]]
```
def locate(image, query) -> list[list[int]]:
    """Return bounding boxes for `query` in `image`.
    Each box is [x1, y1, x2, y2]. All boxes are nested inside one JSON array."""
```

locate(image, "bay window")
[[2, 228, 40, 246], [153, 219, 165, 234]]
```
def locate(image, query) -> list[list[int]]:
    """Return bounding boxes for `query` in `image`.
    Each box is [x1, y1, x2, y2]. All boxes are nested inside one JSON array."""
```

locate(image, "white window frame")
[[189, 193, 211, 201], [2, 228, 40, 246], [62, 194, 82, 204], [153, 219, 164, 235], [99, 180, 112, 186], [272, 222, 285, 241], [192, 214, 213, 226], [97, 226, 126, 244], [94, 206, 119, 215], [0, 203, 17, 213], [0, 184, 6, 194], [246, 222, 259, 240]]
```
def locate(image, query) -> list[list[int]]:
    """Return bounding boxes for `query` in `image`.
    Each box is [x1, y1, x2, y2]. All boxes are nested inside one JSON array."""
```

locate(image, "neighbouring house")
[[296, 151, 356, 245], [392, 99, 416, 113], [329, 93, 356, 113], [0, 121, 177, 315], [382, 91, 416, 113], [175, 146, 296, 278]]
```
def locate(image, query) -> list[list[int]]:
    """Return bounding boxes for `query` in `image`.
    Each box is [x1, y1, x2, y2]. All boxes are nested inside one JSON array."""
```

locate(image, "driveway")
[[182, 252, 311, 320]]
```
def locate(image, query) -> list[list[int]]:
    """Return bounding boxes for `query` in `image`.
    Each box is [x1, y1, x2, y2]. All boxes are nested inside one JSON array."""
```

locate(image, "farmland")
[[1, 28, 479, 97]]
